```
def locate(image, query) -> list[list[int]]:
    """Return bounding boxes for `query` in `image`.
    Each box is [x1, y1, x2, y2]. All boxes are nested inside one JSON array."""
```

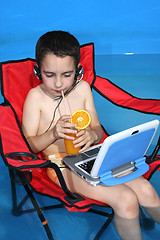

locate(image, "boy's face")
[[40, 53, 76, 99]]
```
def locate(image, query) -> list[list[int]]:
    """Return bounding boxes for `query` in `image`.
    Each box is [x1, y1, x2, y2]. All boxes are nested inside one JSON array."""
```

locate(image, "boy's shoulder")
[[77, 80, 92, 94], [78, 79, 91, 90], [26, 84, 43, 101]]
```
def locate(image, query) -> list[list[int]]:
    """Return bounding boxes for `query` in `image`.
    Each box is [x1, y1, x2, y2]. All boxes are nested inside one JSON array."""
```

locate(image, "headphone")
[[75, 65, 84, 80], [33, 65, 42, 80], [33, 64, 84, 100]]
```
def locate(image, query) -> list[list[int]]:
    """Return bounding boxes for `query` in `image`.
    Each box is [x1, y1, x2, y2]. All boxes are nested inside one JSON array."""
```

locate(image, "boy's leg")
[[59, 169, 139, 216], [114, 214, 142, 240], [125, 176, 160, 224], [143, 206, 160, 224], [59, 168, 143, 240]]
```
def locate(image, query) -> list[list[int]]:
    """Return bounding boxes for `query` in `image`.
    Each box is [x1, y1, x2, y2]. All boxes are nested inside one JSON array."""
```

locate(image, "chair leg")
[[89, 208, 114, 240], [9, 169, 113, 240], [9, 169, 25, 216], [18, 172, 54, 240], [24, 184, 54, 240], [94, 215, 113, 240], [9, 169, 54, 240]]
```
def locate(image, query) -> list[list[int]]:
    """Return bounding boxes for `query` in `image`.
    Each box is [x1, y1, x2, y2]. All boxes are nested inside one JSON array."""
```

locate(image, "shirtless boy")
[[22, 30, 160, 240]]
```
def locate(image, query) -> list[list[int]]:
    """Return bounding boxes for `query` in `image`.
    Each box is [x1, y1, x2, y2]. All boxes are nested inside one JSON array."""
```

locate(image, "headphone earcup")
[[33, 65, 42, 80], [75, 65, 83, 80]]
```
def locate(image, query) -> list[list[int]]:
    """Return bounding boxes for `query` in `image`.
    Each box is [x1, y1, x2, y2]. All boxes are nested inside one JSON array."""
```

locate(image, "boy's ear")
[[33, 65, 42, 80]]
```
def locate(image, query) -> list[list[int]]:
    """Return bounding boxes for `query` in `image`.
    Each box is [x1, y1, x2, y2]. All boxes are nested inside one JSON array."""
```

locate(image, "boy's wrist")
[[91, 126, 103, 145], [47, 128, 57, 143], [92, 130, 99, 144]]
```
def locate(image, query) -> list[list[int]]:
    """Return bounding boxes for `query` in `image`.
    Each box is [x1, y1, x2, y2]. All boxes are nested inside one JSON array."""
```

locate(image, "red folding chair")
[[0, 43, 160, 239]]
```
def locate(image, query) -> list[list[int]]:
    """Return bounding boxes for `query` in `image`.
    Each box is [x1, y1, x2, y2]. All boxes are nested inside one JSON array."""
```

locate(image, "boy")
[[22, 31, 160, 240]]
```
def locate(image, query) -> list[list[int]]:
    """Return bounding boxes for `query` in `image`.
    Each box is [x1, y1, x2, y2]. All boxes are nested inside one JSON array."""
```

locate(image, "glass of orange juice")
[[64, 133, 80, 155], [64, 109, 91, 155]]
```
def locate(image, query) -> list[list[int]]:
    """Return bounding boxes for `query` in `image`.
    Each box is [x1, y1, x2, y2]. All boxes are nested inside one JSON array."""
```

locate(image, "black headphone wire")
[[44, 71, 83, 133], [45, 97, 63, 133]]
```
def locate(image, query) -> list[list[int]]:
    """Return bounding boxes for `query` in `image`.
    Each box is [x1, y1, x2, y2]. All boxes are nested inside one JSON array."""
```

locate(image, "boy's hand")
[[52, 115, 77, 140], [73, 128, 98, 152]]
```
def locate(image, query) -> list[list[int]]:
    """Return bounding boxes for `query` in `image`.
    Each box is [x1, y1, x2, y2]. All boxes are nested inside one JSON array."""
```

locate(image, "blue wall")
[[0, 0, 160, 61]]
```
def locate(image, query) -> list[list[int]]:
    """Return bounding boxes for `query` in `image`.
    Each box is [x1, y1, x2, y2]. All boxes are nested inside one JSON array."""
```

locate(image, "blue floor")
[[0, 54, 160, 239]]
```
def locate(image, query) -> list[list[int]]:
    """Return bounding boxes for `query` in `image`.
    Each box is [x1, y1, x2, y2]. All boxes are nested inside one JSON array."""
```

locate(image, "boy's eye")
[[45, 74, 53, 78], [64, 71, 75, 78], [64, 74, 71, 78]]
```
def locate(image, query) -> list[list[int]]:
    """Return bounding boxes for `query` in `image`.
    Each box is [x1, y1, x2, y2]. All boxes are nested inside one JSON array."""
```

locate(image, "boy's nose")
[[55, 77, 62, 88]]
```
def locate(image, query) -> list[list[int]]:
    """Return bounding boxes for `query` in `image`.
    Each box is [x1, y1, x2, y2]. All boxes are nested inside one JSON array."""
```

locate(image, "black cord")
[[54, 76, 83, 100], [45, 97, 63, 133], [44, 75, 83, 133]]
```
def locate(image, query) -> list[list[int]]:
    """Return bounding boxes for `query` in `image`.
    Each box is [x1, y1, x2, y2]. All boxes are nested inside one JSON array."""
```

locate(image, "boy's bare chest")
[[38, 93, 85, 133]]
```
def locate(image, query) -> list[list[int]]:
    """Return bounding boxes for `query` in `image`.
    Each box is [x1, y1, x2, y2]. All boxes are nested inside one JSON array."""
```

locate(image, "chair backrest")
[[0, 42, 108, 169], [0, 43, 95, 123]]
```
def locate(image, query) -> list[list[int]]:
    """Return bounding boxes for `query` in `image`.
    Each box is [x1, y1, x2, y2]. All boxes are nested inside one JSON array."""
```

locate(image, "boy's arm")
[[22, 89, 55, 153], [85, 82, 103, 141], [75, 82, 103, 151]]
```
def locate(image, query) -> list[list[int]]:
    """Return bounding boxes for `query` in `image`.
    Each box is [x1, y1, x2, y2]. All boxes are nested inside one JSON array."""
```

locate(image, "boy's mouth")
[[55, 90, 63, 94]]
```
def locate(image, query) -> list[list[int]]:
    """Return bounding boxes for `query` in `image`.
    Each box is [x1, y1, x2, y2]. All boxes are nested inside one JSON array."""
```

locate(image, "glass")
[[64, 133, 80, 155]]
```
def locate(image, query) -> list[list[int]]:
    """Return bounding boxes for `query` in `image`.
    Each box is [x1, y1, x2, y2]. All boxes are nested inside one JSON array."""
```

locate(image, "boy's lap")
[[45, 154, 149, 205], [60, 167, 140, 205], [124, 176, 149, 191]]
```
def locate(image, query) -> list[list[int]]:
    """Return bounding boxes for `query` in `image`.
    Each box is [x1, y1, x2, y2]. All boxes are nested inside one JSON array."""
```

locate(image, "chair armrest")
[[94, 76, 160, 115], [4, 152, 84, 203], [4, 151, 49, 170]]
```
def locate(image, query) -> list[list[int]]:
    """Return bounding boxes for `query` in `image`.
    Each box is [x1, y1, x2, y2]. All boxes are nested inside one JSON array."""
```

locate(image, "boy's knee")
[[122, 189, 138, 207], [115, 189, 139, 218], [139, 179, 157, 202]]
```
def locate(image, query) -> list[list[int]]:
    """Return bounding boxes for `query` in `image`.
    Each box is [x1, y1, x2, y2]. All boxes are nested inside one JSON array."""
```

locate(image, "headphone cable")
[[44, 71, 83, 133], [45, 97, 63, 133]]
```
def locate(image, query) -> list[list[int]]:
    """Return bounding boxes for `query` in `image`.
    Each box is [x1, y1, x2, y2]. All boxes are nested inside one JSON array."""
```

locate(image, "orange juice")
[[64, 133, 80, 155]]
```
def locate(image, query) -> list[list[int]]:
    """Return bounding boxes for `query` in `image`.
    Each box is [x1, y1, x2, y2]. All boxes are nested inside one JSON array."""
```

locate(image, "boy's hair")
[[35, 30, 80, 68]]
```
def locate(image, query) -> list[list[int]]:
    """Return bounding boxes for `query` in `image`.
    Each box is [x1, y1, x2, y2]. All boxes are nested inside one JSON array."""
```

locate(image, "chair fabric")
[[0, 42, 160, 239], [0, 43, 109, 212]]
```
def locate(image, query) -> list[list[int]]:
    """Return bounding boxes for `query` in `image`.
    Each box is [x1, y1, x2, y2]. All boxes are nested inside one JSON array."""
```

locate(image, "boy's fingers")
[[60, 115, 72, 120], [59, 115, 77, 128], [76, 130, 85, 137], [59, 126, 77, 136], [64, 122, 77, 129], [79, 142, 91, 153], [64, 134, 75, 140], [64, 128, 77, 135]]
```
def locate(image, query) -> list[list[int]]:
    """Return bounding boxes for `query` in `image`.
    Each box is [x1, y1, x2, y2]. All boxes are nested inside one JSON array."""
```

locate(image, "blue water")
[[0, 54, 160, 239]]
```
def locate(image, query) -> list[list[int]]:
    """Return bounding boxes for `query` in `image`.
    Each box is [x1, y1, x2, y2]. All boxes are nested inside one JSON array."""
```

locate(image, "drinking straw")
[[61, 90, 71, 115]]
